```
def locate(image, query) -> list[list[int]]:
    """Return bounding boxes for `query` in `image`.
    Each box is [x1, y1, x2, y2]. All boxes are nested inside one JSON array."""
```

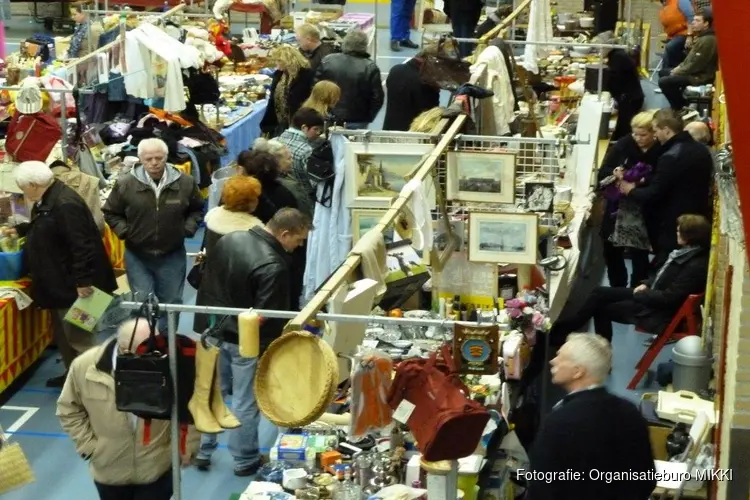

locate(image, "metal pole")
[[539, 238, 554, 424], [597, 47, 604, 100], [83, 8, 214, 17], [119, 301, 491, 328], [373, 0, 378, 63], [451, 37, 628, 50], [167, 311, 182, 500], [328, 129, 437, 139], [456, 133, 590, 145]]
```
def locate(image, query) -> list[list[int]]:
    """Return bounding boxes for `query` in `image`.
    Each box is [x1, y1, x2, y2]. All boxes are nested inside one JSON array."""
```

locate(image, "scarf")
[[651, 246, 700, 289], [274, 72, 291, 126]]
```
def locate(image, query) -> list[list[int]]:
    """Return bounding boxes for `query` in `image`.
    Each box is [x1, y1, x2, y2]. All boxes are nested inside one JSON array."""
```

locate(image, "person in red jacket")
[[658, 0, 695, 72]]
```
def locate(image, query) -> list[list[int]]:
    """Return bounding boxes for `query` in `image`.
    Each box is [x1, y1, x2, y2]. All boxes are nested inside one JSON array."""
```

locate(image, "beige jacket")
[[51, 165, 105, 233], [56, 341, 198, 486]]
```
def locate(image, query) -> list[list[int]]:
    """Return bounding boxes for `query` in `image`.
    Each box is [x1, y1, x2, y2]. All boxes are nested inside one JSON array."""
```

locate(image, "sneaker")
[[45, 373, 68, 388], [390, 40, 402, 52], [400, 39, 419, 49], [235, 462, 261, 477], [194, 457, 211, 471]]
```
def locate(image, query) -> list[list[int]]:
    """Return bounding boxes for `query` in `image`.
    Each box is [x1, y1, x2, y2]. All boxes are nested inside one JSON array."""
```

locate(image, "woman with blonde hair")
[[597, 110, 663, 287], [261, 44, 314, 135], [301, 80, 341, 122]]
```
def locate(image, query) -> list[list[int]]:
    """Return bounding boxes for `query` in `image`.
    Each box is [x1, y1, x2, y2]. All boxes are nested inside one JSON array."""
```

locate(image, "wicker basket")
[[0, 440, 35, 495], [254, 331, 339, 427]]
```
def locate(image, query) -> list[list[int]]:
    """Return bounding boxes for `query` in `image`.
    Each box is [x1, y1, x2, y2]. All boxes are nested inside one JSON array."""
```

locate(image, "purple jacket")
[[604, 162, 654, 202]]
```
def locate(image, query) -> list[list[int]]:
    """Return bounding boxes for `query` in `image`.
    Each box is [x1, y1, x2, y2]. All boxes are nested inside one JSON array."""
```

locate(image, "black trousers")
[[521, 287, 642, 387], [95, 470, 172, 500], [602, 240, 651, 288], [658, 74, 692, 110]]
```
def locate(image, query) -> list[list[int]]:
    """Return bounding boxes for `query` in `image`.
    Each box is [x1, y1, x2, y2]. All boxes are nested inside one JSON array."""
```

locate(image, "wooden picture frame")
[[446, 151, 516, 204], [351, 208, 392, 244], [346, 143, 434, 208], [468, 212, 539, 265]]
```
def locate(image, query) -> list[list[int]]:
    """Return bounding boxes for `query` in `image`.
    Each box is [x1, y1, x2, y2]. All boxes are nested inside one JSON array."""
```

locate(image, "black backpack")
[[307, 139, 336, 208]]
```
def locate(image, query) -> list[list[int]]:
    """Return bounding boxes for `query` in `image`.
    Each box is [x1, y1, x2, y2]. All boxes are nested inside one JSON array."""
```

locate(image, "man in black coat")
[[521, 214, 710, 388], [524, 333, 656, 500], [619, 108, 713, 268], [315, 30, 384, 129], [383, 55, 440, 131], [9, 161, 116, 387], [192, 208, 312, 475]]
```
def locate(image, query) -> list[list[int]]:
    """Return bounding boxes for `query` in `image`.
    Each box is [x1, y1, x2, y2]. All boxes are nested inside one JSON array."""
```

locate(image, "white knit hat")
[[16, 78, 43, 115]]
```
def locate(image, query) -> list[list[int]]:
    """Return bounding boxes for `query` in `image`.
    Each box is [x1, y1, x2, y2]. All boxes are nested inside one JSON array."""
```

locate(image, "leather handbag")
[[419, 37, 471, 91], [5, 111, 61, 162], [387, 345, 490, 461], [114, 300, 173, 419]]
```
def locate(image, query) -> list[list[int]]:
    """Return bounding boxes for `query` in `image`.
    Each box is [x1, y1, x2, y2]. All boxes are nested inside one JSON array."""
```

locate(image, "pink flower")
[[509, 308, 523, 319], [506, 299, 523, 309]]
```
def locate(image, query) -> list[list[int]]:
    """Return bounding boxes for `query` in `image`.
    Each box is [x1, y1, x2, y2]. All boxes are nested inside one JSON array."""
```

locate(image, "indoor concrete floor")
[[0, 11, 673, 499]]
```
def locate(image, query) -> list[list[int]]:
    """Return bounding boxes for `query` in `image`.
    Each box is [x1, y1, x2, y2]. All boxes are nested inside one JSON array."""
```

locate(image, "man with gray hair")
[[7, 160, 116, 387], [315, 29, 384, 129], [103, 138, 204, 332], [57, 318, 198, 499], [524, 333, 656, 500]]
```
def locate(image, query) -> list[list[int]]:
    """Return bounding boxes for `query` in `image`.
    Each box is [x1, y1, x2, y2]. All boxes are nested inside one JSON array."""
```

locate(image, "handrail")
[[286, 115, 467, 332]]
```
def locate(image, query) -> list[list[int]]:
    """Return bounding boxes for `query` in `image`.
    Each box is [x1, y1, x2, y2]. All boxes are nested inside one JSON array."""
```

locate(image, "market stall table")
[[0, 280, 52, 395], [220, 99, 268, 167]]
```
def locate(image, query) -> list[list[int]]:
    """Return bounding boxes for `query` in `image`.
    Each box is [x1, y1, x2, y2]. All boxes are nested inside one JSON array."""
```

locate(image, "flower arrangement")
[[503, 292, 551, 346]]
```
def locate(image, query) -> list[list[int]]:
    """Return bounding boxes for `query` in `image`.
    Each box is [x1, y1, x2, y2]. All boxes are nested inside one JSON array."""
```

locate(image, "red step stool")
[[627, 293, 704, 390]]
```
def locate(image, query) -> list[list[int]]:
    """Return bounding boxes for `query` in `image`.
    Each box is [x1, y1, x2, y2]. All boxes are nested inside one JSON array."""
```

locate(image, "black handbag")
[[114, 298, 173, 419]]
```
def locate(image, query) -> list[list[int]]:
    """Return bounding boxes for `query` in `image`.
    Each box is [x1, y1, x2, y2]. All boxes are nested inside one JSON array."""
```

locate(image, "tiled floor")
[[0, 14, 672, 500]]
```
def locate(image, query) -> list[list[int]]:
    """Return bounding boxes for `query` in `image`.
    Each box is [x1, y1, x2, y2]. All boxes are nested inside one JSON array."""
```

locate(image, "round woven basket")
[[254, 331, 339, 427]]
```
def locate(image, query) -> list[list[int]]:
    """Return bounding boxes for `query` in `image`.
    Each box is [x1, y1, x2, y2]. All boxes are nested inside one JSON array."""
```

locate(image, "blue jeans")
[[390, 0, 416, 41], [124, 247, 186, 334], [197, 343, 261, 471]]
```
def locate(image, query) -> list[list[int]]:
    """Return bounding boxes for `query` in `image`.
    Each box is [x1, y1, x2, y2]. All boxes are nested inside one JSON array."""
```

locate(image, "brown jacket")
[[56, 340, 198, 486]]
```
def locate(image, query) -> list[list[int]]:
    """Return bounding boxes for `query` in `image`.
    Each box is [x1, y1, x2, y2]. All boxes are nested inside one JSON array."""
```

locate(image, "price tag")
[[392, 399, 416, 424], [363, 339, 379, 348]]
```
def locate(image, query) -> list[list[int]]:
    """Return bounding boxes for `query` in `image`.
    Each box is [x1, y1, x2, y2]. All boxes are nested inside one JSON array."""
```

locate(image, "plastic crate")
[[0, 251, 24, 281]]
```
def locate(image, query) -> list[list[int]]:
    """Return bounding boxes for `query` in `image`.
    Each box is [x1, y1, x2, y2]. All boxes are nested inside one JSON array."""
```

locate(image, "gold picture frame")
[[468, 212, 539, 265]]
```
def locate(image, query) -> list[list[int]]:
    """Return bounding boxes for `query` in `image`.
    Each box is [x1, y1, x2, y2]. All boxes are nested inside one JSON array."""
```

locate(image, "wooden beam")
[[285, 115, 467, 332]]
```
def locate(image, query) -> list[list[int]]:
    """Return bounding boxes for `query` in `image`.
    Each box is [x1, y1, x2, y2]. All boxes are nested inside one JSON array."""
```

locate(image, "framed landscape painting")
[[446, 151, 516, 204], [351, 209, 394, 244], [468, 212, 538, 265], [346, 143, 434, 208]]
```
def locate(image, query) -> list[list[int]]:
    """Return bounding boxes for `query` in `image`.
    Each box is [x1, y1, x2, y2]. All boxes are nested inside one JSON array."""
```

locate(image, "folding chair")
[[628, 294, 704, 390]]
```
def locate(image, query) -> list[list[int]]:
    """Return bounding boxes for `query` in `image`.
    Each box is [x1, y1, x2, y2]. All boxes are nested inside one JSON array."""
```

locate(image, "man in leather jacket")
[[192, 208, 312, 476], [315, 29, 384, 129]]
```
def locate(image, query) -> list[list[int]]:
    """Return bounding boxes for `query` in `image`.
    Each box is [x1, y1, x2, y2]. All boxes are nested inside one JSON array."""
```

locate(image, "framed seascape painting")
[[351, 209, 394, 244], [468, 212, 539, 265], [346, 143, 434, 208], [446, 151, 516, 204]]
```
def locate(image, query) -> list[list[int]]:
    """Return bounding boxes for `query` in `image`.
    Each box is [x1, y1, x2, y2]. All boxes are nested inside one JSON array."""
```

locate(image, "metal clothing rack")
[[64, 2, 188, 76], [118, 299, 473, 500]]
